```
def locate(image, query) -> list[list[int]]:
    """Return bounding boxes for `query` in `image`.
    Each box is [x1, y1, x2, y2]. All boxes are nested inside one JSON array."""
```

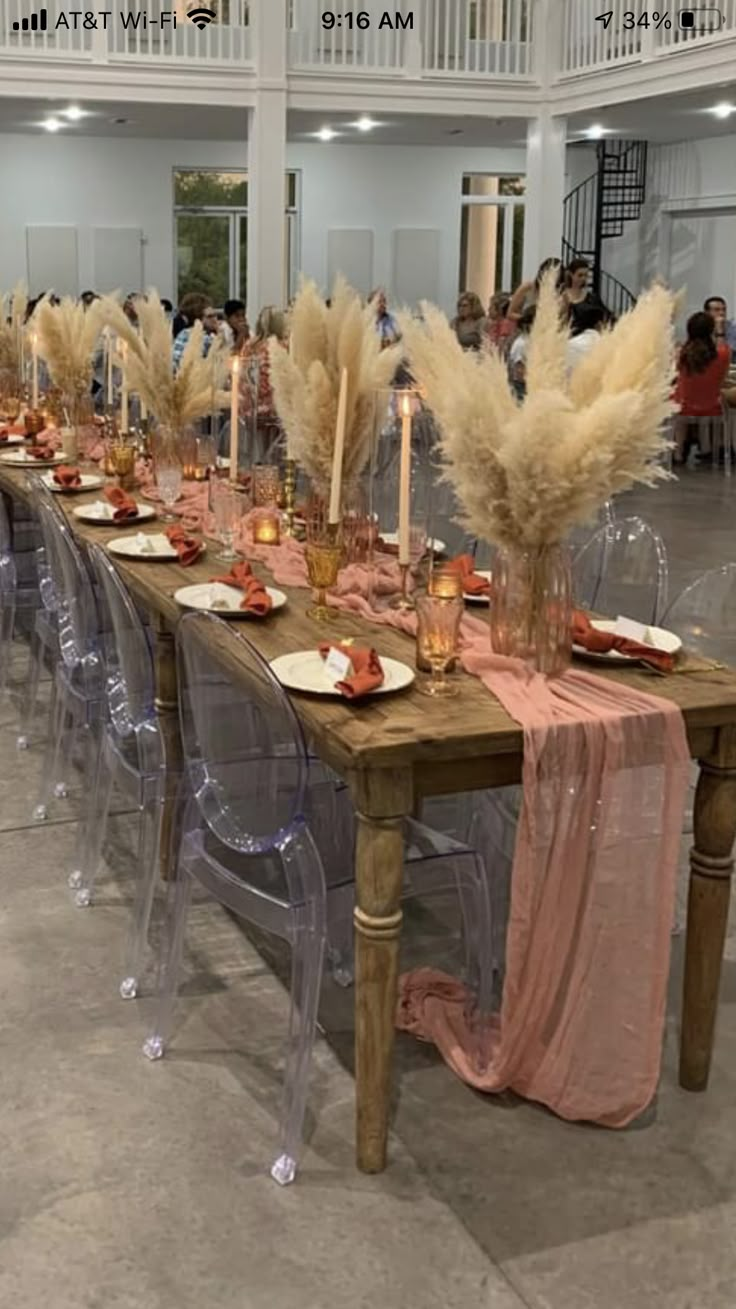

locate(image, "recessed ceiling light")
[[42, 117, 62, 132], [62, 105, 86, 121], [316, 127, 337, 142], [584, 124, 606, 140], [711, 101, 735, 118], [354, 116, 378, 132]]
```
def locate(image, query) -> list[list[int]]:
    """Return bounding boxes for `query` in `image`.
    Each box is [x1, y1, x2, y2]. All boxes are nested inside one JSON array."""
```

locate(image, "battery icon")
[[679, 7, 725, 30]]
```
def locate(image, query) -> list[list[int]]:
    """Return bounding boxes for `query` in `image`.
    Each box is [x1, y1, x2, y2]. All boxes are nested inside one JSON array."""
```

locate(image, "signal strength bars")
[[12, 8, 47, 30]]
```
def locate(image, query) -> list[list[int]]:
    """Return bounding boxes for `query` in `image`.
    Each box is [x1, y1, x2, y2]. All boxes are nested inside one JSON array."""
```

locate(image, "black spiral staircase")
[[562, 139, 648, 318]]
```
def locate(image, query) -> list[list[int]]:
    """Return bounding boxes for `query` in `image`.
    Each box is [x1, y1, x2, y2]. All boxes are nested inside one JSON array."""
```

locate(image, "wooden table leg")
[[152, 614, 183, 881], [352, 768, 413, 1173], [680, 726, 736, 1091]]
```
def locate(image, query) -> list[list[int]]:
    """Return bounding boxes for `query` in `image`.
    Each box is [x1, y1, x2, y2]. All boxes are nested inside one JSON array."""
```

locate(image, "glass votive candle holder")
[[428, 566, 463, 600], [24, 409, 45, 438], [252, 507, 281, 546], [253, 464, 281, 507]]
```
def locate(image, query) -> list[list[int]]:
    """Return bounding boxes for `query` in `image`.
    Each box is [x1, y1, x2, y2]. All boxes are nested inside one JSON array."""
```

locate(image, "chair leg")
[[33, 679, 67, 821], [71, 733, 113, 905], [142, 866, 193, 1062], [0, 593, 16, 704], [17, 624, 43, 749], [120, 780, 164, 999], [271, 914, 325, 1186]]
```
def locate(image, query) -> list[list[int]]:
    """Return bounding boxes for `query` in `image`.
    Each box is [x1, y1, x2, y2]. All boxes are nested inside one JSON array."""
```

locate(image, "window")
[[459, 173, 525, 304], [173, 168, 299, 308]]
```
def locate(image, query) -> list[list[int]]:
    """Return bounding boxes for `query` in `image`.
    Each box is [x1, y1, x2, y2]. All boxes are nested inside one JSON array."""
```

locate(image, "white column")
[[247, 0, 287, 321], [522, 111, 567, 281]]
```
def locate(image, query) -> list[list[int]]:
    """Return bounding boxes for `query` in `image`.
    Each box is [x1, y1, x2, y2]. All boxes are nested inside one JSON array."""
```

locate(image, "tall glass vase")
[[490, 543, 573, 677]]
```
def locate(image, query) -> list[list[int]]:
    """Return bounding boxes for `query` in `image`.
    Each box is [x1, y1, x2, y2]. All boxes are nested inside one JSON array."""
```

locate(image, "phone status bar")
[[596, 9, 724, 31]]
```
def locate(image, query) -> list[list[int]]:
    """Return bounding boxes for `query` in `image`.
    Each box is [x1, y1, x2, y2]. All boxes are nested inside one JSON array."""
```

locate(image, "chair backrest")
[[572, 515, 668, 624], [0, 492, 11, 555], [87, 543, 156, 740], [32, 491, 99, 671], [566, 500, 615, 557], [662, 565, 736, 665], [176, 611, 310, 857]]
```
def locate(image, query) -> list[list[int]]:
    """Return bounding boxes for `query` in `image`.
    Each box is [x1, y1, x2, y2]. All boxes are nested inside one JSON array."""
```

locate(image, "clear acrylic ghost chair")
[[572, 515, 668, 624], [566, 499, 615, 558], [14, 478, 60, 748], [73, 546, 168, 1001], [662, 565, 736, 665], [30, 495, 104, 877], [0, 491, 41, 705], [143, 613, 493, 1186]]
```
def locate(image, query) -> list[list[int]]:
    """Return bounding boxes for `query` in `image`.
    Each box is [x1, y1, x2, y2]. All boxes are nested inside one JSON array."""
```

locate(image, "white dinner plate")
[[174, 582, 286, 617], [42, 472, 104, 494], [572, 619, 682, 664], [107, 532, 204, 562], [73, 500, 156, 525], [270, 650, 415, 697], [216, 456, 230, 470], [379, 531, 447, 556], [0, 434, 26, 447], [463, 570, 492, 604], [0, 450, 65, 467]]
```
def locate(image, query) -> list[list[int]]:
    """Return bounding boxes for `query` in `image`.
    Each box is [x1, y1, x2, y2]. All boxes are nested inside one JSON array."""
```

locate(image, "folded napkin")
[[445, 553, 492, 597], [318, 641, 384, 699], [53, 465, 82, 489], [0, 424, 25, 440], [572, 611, 675, 673], [165, 524, 203, 567], [104, 486, 139, 522], [27, 444, 55, 460], [209, 560, 272, 616]]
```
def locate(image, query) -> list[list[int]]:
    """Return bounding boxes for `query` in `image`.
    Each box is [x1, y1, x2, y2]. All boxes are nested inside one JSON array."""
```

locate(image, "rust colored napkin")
[[446, 553, 492, 597], [104, 486, 139, 522], [0, 425, 25, 440], [165, 524, 203, 567], [27, 444, 55, 460], [53, 465, 82, 489], [318, 641, 385, 699], [209, 560, 272, 617], [572, 610, 675, 673]]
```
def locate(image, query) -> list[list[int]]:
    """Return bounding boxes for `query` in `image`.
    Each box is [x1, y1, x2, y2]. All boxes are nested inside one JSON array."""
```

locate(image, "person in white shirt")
[[566, 302, 608, 373]]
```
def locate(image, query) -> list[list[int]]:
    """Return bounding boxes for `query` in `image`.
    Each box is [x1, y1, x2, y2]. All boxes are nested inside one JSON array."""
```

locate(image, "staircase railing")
[[563, 139, 647, 317]]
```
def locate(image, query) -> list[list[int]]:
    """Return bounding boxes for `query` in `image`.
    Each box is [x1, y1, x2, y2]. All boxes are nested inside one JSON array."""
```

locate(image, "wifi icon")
[[187, 6, 216, 28]]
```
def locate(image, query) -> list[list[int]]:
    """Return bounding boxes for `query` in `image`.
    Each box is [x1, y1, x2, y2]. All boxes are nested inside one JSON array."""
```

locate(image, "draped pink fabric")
[[240, 545, 690, 1126]]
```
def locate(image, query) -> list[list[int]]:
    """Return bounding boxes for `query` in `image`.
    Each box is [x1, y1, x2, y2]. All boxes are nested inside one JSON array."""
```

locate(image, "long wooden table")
[[4, 462, 736, 1171]]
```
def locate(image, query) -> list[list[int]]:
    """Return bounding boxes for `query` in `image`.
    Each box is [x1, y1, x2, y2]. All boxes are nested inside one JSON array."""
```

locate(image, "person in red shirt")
[[673, 311, 731, 464]]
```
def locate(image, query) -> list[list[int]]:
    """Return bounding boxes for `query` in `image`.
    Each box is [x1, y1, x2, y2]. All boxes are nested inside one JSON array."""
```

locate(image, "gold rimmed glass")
[[416, 593, 463, 697]]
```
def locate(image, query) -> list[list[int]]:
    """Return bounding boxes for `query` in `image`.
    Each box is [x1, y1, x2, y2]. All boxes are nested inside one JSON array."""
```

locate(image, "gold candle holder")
[[24, 409, 45, 438], [282, 457, 297, 537]]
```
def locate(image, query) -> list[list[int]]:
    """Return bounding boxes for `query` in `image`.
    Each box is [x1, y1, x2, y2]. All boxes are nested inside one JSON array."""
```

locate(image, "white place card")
[[324, 646, 353, 684]]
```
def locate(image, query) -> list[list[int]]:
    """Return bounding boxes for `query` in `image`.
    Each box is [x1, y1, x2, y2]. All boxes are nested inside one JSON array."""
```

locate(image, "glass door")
[[176, 212, 231, 305]]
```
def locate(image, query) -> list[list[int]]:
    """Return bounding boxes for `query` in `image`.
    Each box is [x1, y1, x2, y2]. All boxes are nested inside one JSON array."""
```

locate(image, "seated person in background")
[[368, 288, 400, 348], [238, 305, 287, 463], [704, 295, 736, 358], [485, 291, 516, 353], [508, 257, 563, 322], [566, 301, 609, 372], [222, 298, 249, 351], [673, 310, 731, 463], [160, 297, 173, 325], [508, 305, 536, 398], [172, 293, 220, 369], [451, 291, 487, 350]]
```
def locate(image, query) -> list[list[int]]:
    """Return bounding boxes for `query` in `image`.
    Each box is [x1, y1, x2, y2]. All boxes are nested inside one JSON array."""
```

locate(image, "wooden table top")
[[4, 462, 736, 788]]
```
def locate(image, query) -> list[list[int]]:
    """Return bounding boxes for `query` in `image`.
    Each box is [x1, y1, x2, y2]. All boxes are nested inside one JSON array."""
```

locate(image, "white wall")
[[0, 133, 247, 297], [0, 131, 525, 314], [287, 141, 526, 313]]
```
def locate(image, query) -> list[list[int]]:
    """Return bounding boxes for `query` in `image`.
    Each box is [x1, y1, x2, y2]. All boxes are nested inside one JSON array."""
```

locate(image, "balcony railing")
[[0, 0, 252, 64], [288, 0, 535, 78], [560, 0, 736, 77]]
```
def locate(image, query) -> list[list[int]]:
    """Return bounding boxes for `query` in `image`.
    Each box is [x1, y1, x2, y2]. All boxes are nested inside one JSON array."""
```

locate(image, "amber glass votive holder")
[[252, 507, 281, 546]]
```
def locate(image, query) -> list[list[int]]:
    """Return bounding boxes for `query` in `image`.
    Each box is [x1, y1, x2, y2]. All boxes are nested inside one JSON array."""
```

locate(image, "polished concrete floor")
[[2, 469, 736, 1309]]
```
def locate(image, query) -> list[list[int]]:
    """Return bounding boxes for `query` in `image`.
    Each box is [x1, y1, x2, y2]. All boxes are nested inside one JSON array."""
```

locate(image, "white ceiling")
[[0, 85, 734, 146], [0, 97, 250, 139], [567, 81, 736, 144]]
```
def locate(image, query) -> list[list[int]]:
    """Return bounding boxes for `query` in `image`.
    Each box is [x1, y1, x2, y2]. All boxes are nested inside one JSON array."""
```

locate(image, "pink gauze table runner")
[[248, 545, 691, 1127]]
